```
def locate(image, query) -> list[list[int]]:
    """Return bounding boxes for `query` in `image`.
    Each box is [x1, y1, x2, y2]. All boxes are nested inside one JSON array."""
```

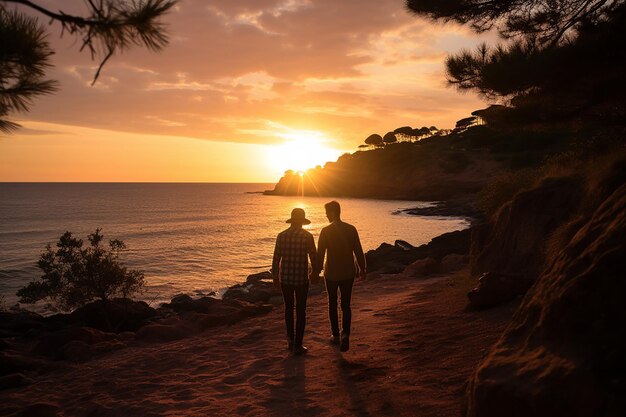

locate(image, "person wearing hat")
[[272, 207, 317, 355]]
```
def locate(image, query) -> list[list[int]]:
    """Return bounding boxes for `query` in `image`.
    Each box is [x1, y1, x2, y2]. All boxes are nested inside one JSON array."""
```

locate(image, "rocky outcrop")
[[365, 229, 471, 275], [468, 176, 585, 308], [70, 298, 156, 332], [465, 170, 626, 416]]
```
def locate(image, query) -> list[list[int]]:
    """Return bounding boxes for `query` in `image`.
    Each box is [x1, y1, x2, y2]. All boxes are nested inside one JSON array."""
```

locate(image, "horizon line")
[[0, 181, 276, 184]]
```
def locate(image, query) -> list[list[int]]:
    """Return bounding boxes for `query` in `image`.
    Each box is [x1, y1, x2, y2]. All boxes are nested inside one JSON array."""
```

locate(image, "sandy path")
[[0, 271, 516, 417]]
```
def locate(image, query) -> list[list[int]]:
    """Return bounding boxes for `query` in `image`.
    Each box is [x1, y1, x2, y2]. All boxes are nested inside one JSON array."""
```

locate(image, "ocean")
[[0, 183, 469, 311]]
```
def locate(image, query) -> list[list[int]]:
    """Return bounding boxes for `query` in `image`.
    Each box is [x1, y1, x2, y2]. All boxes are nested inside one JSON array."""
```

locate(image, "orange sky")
[[0, 0, 492, 182]]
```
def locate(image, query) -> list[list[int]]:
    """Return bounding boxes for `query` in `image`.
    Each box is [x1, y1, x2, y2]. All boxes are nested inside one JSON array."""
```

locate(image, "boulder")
[[366, 229, 471, 273], [223, 282, 278, 304], [467, 272, 533, 310], [404, 258, 438, 277], [440, 253, 468, 272], [0, 311, 51, 337], [163, 295, 220, 313], [71, 298, 156, 332], [170, 294, 193, 305], [33, 326, 115, 359], [394, 239, 414, 250], [465, 178, 626, 416], [246, 271, 272, 284]]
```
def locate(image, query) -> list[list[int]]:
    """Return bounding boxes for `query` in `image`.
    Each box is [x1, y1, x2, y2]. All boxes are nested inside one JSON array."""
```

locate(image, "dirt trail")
[[0, 271, 517, 417]]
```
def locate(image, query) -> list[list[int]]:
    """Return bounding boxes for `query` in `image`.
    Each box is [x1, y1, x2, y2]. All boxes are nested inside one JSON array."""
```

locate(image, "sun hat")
[[286, 208, 311, 225]]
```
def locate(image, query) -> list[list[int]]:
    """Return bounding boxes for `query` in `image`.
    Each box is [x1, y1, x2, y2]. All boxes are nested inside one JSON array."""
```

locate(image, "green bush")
[[17, 229, 144, 311]]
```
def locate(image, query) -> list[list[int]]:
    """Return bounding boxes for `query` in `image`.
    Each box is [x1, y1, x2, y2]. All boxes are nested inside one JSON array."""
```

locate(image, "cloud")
[[12, 0, 491, 149]]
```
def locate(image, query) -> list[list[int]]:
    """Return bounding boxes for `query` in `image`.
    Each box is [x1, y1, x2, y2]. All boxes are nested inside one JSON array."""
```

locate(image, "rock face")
[[468, 176, 584, 308], [467, 272, 534, 309], [465, 176, 626, 416], [365, 229, 471, 275], [71, 298, 156, 332]]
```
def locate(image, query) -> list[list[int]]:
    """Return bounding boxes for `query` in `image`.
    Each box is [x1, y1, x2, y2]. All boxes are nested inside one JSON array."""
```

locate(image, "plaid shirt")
[[272, 227, 316, 286]]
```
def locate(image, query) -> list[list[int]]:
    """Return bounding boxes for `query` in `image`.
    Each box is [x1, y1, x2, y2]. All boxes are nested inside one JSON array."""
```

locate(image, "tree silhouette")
[[17, 229, 144, 311], [0, 0, 176, 132], [406, 0, 621, 46], [383, 131, 397, 144], [365, 133, 383, 147], [406, 0, 626, 114]]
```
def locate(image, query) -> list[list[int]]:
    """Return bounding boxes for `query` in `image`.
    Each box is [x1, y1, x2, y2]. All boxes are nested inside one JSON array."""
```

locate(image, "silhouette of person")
[[272, 208, 317, 355], [316, 201, 366, 352]]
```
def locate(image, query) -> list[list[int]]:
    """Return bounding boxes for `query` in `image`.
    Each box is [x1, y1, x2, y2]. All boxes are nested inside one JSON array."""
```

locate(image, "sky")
[[0, 0, 491, 182]]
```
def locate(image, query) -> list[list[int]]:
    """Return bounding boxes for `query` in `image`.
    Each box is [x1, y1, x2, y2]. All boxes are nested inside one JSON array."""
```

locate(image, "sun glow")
[[267, 131, 343, 174]]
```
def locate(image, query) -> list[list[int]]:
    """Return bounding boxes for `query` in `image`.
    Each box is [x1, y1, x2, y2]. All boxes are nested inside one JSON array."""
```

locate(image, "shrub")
[[17, 229, 144, 311]]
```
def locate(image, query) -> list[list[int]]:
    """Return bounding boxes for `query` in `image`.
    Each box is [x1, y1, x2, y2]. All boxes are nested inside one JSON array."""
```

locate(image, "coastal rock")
[[170, 294, 193, 305], [465, 172, 626, 416], [394, 240, 414, 250], [404, 258, 438, 277], [366, 229, 471, 274], [425, 229, 471, 260], [33, 326, 116, 360], [223, 282, 278, 304], [440, 253, 468, 272], [0, 311, 51, 338], [246, 271, 272, 284], [467, 272, 533, 310], [71, 298, 156, 332], [164, 295, 220, 313]]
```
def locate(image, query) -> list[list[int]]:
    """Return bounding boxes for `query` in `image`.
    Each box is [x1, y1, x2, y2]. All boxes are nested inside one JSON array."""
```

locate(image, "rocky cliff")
[[465, 155, 626, 416]]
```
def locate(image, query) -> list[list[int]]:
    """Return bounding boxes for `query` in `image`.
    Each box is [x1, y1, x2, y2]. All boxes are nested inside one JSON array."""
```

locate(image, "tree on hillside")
[[364, 133, 384, 147], [393, 126, 414, 142], [406, 0, 626, 119], [383, 131, 397, 144], [0, 0, 177, 132]]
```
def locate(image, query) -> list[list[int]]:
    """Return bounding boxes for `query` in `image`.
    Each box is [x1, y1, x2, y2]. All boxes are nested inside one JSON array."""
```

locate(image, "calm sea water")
[[0, 183, 469, 311]]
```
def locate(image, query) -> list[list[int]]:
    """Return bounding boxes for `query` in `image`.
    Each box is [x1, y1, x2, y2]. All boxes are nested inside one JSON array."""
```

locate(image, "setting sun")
[[266, 131, 344, 174]]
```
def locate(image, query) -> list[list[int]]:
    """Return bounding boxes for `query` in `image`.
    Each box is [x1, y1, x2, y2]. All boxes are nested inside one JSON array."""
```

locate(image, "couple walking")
[[272, 201, 366, 356]]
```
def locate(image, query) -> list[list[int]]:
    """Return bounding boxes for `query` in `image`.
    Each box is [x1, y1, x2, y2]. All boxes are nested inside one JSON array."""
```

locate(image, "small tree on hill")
[[383, 132, 397, 144], [17, 229, 144, 311], [364, 133, 384, 147]]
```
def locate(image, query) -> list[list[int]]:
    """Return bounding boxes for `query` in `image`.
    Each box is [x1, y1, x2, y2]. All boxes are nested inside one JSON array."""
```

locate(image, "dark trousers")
[[281, 283, 309, 346], [325, 278, 355, 336]]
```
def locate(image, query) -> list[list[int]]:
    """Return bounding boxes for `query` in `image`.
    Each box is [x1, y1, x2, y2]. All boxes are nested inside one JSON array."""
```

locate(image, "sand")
[[0, 269, 517, 417]]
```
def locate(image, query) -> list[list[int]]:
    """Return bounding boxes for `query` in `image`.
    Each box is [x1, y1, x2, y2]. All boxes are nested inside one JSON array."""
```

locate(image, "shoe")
[[293, 345, 308, 356], [340, 334, 349, 352], [329, 335, 340, 345]]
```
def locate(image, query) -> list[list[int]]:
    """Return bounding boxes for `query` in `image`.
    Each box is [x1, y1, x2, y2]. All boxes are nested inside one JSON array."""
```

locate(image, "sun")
[[267, 131, 343, 174]]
